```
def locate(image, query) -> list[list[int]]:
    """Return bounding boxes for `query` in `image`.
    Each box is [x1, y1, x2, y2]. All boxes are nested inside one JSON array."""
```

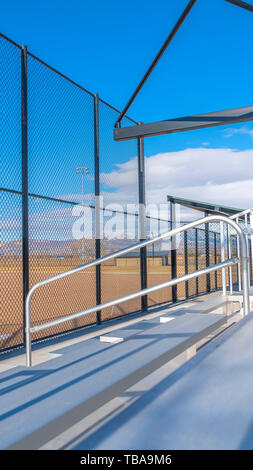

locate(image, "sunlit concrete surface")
[[0, 294, 242, 450], [67, 314, 253, 450]]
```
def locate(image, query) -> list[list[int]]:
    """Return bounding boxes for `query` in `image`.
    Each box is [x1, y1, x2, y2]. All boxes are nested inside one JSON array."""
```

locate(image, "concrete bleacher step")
[[185, 294, 240, 315], [99, 294, 236, 344], [5, 311, 227, 450], [70, 312, 253, 450]]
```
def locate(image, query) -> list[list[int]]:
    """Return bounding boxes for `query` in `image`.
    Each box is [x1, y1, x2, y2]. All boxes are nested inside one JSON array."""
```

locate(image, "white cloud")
[[224, 127, 253, 140], [98, 147, 253, 213]]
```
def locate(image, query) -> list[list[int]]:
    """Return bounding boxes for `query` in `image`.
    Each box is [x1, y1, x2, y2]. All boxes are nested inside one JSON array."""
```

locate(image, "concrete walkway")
[[68, 313, 253, 450], [0, 294, 243, 450]]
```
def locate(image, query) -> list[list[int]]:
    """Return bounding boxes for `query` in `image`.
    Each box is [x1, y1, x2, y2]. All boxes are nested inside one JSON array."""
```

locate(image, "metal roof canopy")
[[114, 106, 253, 141], [167, 194, 244, 217], [114, 0, 253, 141]]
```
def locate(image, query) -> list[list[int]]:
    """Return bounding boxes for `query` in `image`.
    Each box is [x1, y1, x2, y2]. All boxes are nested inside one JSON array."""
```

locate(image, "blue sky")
[[2, 0, 253, 241], [2, 0, 253, 131]]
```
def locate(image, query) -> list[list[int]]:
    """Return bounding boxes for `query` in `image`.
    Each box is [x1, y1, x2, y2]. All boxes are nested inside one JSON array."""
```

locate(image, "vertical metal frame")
[[184, 231, 189, 299], [236, 217, 242, 291], [195, 228, 199, 295], [214, 232, 218, 290], [137, 129, 147, 309], [250, 210, 253, 284], [227, 225, 233, 294], [21, 45, 29, 344], [170, 201, 178, 303], [205, 212, 210, 293], [94, 94, 101, 324], [220, 222, 227, 295]]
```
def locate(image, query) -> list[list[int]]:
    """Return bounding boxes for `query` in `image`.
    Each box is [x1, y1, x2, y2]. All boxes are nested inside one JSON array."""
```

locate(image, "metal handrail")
[[230, 208, 253, 221], [25, 215, 250, 366], [227, 208, 253, 293]]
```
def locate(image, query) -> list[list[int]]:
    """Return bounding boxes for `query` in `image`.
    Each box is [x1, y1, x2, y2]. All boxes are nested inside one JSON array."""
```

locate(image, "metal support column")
[[195, 228, 199, 295], [250, 210, 253, 285], [170, 201, 178, 303], [205, 211, 210, 293], [220, 221, 227, 295], [236, 217, 242, 291], [214, 232, 218, 290], [94, 94, 101, 324], [227, 225, 233, 294], [138, 126, 147, 310], [245, 213, 251, 288], [184, 231, 189, 299], [21, 45, 29, 345]]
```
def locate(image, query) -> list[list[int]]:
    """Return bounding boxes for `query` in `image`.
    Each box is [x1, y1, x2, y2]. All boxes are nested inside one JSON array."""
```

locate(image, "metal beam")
[[225, 0, 253, 13], [114, 0, 198, 128], [114, 105, 253, 141]]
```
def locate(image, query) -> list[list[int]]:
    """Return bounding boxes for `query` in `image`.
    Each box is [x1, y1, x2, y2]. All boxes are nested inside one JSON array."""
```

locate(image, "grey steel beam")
[[225, 0, 253, 12], [114, 105, 253, 141]]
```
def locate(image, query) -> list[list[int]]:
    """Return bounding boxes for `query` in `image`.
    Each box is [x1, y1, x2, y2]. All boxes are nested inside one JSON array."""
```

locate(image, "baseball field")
[[0, 253, 231, 351]]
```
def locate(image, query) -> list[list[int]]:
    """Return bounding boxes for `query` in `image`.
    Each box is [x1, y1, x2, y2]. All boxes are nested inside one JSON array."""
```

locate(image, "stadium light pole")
[[76, 167, 89, 264]]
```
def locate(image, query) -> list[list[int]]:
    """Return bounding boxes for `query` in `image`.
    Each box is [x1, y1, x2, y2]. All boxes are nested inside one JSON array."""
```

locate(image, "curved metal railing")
[[25, 215, 250, 366]]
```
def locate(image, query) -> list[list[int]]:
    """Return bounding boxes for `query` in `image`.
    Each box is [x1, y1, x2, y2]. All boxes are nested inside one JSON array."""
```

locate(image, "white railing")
[[226, 208, 253, 294], [25, 215, 250, 367]]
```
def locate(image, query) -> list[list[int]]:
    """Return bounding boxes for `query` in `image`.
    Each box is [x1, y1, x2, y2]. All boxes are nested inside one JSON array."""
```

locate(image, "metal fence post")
[[205, 211, 210, 293], [214, 232, 218, 290], [195, 228, 199, 295], [21, 45, 29, 345], [94, 94, 101, 324], [220, 221, 227, 295], [170, 201, 178, 303], [250, 210, 253, 285], [245, 213, 251, 288], [227, 225, 233, 294], [137, 125, 147, 310], [236, 216, 242, 291], [184, 231, 189, 299]]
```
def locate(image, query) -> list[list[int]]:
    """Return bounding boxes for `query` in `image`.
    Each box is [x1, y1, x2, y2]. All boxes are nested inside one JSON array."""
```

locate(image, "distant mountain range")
[[0, 234, 207, 257]]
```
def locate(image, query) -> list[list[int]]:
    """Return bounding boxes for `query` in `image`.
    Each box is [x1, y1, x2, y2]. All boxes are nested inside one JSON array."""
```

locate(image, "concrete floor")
[[0, 293, 244, 450], [0, 293, 229, 372]]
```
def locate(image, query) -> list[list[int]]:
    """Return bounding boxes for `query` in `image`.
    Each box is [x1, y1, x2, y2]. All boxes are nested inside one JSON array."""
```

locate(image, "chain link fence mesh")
[[27, 52, 97, 342], [98, 102, 141, 321], [0, 36, 21, 192], [0, 191, 23, 350], [0, 36, 23, 351]]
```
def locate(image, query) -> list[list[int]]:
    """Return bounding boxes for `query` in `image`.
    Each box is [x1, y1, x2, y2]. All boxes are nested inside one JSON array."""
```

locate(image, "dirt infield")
[[0, 256, 231, 351]]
